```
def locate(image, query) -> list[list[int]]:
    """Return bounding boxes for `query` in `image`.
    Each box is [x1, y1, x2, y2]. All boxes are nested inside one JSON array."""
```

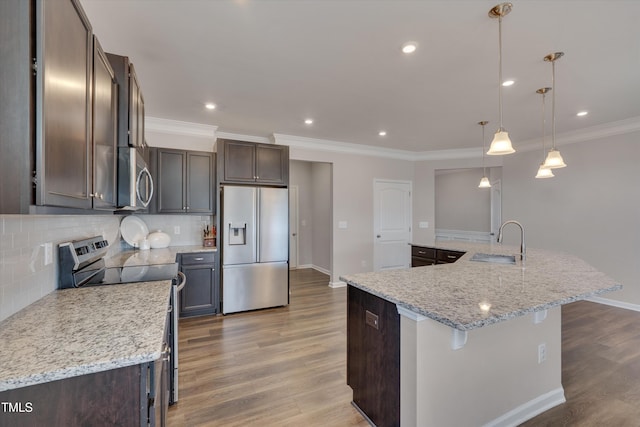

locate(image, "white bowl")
[[148, 230, 171, 249]]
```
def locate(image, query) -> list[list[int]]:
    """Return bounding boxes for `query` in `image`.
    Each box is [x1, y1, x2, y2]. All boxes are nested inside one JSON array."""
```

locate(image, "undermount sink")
[[469, 253, 517, 265]]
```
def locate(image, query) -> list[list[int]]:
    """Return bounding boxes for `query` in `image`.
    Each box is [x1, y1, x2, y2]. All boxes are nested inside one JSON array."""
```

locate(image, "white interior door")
[[374, 179, 412, 271], [289, 186, 299, 269]]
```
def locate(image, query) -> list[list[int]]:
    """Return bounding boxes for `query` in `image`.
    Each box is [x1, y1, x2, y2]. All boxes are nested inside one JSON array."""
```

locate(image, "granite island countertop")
[[341, 241, 621, 331], [0, 280, 172, 392]]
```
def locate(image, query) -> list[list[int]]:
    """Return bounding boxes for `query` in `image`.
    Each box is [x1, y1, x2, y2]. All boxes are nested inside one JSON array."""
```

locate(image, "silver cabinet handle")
[[194, 257, 204, 261], [447, 255, 457, 259], [418, 250, 426, 255]]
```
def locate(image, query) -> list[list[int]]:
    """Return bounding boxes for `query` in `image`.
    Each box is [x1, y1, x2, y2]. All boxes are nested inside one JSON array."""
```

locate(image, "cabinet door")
[[180, 263, 217, 317], [186, 151, 213, 213], [222, 140, 256, 183], [36, 0, 93, 209], [92, 36, 117, 210], [255, 144, 288, 185], [157, 149, 186, 213]]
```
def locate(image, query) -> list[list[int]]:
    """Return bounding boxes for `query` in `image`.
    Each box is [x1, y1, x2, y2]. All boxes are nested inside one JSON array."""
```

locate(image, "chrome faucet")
[[497, 220, 526, 261]]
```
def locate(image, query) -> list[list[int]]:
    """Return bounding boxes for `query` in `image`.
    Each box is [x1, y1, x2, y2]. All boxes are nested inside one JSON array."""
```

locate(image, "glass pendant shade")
[[487, 130, 515, 155], [543, 149, 567, 168], [478, 176, 492, 188], [535, 164, 554, 179]]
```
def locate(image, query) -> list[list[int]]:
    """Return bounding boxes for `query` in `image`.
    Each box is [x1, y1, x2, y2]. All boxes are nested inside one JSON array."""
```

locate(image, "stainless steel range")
[[58, 236, 184, 405]]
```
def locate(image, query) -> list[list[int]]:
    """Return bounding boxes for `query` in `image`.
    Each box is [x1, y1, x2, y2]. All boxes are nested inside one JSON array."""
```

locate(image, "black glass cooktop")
[[74, 262, 178, 287]]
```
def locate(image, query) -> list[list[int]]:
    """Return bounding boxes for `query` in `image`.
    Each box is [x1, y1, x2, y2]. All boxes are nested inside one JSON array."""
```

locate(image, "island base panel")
[[347, 285, 400, 427]]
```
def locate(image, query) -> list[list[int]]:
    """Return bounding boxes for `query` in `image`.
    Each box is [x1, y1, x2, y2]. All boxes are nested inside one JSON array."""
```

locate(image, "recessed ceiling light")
[[576, 111, 588, 117], [205, 103, 216, 110], [378, 131, 387, 137], [401, 42, 417, 54], [304, 118, 313, 125], [502, 80, 515, 87]]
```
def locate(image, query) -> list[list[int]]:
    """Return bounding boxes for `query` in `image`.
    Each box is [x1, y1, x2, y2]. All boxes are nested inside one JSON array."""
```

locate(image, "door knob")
[[376, 235, 381, 238]]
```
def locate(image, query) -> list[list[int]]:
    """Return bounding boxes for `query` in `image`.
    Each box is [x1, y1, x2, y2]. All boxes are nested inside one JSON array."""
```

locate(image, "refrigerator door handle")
[[255, 189, 261, 262]]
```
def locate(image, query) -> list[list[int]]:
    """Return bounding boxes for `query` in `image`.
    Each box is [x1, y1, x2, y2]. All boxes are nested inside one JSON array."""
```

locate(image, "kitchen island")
[[341, 241, 621, 427]]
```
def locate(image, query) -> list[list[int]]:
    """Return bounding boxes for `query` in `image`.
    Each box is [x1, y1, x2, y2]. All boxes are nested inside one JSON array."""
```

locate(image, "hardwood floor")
[[168, 269, 369, 427], [169, 270, 640, 426], [521, 300, 640, 426]]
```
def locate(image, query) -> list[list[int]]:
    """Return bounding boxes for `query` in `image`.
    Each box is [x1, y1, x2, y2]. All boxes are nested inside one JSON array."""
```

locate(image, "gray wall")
[[290, 160, 313, 267], [502, 131, 640, 304], [311, 162, 331, 273], [288, 143, 415, 284], [435, 168, 492, 232]]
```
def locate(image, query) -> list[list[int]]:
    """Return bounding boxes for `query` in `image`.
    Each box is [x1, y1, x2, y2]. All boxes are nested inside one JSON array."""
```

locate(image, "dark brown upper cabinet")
[[152, 148, 215, 214], [91, 36, 118, 210], [105, 53, 145, 149], [217, 139, 289, 186], [0, 0, 121, 213]]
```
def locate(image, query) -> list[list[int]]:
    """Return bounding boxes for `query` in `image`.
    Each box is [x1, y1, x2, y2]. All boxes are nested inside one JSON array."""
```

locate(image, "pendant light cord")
[[551, 60, 556, 150], [498, 15, 504, 131], [541, 92, 547, 161], [482, 124, 487, 174]]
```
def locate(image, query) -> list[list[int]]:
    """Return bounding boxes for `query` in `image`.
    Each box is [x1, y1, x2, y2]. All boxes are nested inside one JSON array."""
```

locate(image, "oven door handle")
[[175, 271, 187, 292]]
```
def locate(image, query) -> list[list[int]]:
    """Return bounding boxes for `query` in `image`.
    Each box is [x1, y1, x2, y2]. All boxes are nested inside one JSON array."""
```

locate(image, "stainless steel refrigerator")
[[221, 185, 289, 314]]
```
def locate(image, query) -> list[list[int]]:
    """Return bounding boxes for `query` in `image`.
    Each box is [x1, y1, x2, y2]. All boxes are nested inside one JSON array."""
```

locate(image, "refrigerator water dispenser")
[[228, 223, 247, 245]]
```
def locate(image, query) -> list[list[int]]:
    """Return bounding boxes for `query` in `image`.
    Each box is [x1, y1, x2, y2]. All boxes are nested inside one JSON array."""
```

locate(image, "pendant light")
[[487, 3, 515, 155], [478, 121, 492, 188], [535, 87, 554, 179], [542, 52, 567, 168]]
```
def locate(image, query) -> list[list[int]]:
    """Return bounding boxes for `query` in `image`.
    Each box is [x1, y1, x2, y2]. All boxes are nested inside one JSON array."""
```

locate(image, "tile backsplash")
[[0, 214, 213, 322]]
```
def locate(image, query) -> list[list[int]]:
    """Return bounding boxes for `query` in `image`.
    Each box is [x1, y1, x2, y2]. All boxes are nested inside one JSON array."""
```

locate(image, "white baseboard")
[[483, 387, 566, 427], [586, 296, 640, 312], [329, 281, 346, 288]]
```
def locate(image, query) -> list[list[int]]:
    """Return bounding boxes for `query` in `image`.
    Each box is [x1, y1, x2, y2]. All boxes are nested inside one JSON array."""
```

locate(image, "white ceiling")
[[80, 0, 640, 153]]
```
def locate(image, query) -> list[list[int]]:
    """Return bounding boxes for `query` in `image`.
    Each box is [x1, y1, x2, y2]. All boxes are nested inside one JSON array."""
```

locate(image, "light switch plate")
[[338, 221, 348, 229], [419, 221, 429, 229]]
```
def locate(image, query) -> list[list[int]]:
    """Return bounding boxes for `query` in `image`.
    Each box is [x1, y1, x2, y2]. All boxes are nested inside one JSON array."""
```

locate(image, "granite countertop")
[[341, 241, 622, 331], [0, 245, 217, 393], [0, 280, 171, 392]]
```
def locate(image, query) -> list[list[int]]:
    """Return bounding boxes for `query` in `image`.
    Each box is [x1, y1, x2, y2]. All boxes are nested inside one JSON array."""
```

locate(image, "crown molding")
[[145, 116, 217, 138], [216, 131, 272, 144], [148, 116, 640, 160], [513, 116, 640, 154], [273, 133, 418, 161]]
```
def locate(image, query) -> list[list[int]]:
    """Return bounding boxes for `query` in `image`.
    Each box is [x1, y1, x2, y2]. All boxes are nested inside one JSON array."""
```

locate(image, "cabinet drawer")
[[180, 252, 215, 265], [437, 249, 465, 263], [411, 246, 436, 259], [412, 256, 435, 267]]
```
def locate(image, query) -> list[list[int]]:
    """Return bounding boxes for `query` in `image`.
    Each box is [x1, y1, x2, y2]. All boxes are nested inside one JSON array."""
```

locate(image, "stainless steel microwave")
[[117, 147, 153, 210]]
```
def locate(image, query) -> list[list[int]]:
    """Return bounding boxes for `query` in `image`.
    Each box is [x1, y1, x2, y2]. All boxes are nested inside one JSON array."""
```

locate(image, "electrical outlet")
[[43, 242, 53, 266], [538, 343, 546, 364], [174, 226, 181, 235]]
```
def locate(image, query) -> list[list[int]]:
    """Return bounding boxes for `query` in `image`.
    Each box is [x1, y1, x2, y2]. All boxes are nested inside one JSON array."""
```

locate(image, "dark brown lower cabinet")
[[179, 252, 219, 317], [347, 285, 400, 427], [0, 360, 166, 427]]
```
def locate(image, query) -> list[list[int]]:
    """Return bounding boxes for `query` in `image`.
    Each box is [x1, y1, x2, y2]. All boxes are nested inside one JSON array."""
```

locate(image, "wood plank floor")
[[521, 300, 640, 426], [169, 270, 640, 426], [168, 268, 369, 427]]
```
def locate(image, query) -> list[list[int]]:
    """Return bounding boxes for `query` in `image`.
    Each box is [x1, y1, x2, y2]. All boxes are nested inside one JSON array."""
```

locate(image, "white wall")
[[0, 215, 121, 321], [502, 131, 640, 305]]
